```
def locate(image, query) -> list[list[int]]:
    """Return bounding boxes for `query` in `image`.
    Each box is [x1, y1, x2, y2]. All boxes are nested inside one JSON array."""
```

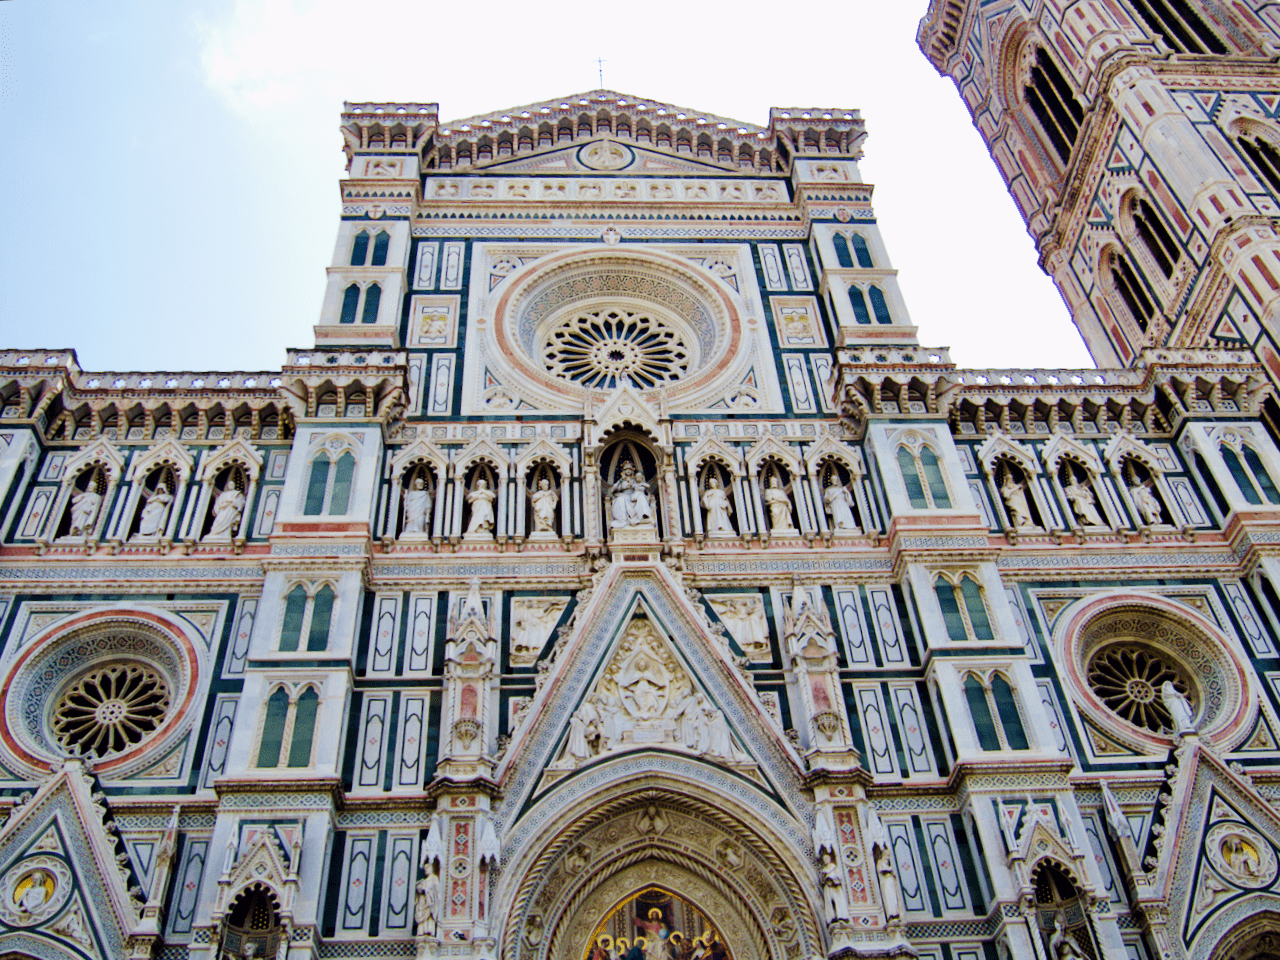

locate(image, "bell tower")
[[918, 0, 1280, 380]]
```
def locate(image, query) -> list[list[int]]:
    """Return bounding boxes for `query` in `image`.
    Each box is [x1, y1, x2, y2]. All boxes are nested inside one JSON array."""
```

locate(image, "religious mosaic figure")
[[701, 476, 735, 536], [137, 483, 173, 538], [68, 485, 102, 537], [1063, 474, 1104, 526], [763, 476, 796, 532], [531, 477, 559, 533], [206, 483, 245, 542], [999, 473, 1033, 528], [402, 476, 432, 534], [610, 463, 656, 528], [1132, 479, 1163, 525], [465, 477, 496, 536], [824, 481, 858, 531]]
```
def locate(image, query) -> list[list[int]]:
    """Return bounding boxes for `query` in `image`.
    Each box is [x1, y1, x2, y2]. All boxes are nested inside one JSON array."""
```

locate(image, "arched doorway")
[[1211, 910, 1280, 960], [582, 887, 730, 960], [1032, 861, 1098, 959]]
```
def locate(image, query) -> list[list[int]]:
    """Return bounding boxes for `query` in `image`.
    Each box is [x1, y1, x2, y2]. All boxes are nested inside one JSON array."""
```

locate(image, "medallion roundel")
[[1206, 822, 1278, 889], [0, 856, 72, 926]]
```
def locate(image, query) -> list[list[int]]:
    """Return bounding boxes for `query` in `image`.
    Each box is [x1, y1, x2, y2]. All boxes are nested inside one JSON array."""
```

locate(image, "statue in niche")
[[16, 869, 53, 914], [414, 874, 439, 938], [402, 476, 432, 535], [701, 475, 736, 537], [999, 471, 1034, 528], [205, 482, 245, 542], [1131, 479, 1164, 525], [824, 481, 859, 532], [819, 848, 849, 923], [465, 477, 496, 536], [1161, 681, 1197, 734], [1048, 914, 1086, 960], [1063, 471, 1104, 526], [68, 484, 102, 537], [763, 476, 797, 533], [863, 803, 901, 923], [530, 477, 559, 534], [137, 483, 173, 538], [609, 463, 656, 529]]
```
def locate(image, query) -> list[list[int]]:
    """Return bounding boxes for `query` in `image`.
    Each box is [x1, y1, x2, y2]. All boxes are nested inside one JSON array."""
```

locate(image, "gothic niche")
[[201, 463, 248, 543], [221, 884, 285, 959], [1058, 460, 1106, 528], [758, 461, 798, 536], [698, 461, 738, 539], [526, 461, 563, 539], [462, 462, 499, 541], [1118, 457, 1168, 526], [601, 438, 661, 537], [58, 466, 107, 540], [1033, 863, 1099, 960], [398, 461, 438, 538], [817, 459, 861, 534], [583, 888, 733, 960], [994, 458, 1042, 531], [129, 465, 177, 541]]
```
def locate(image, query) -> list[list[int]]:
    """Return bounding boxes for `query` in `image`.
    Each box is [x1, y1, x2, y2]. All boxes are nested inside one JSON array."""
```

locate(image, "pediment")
[[198, 436, 264, 480], [589, 381, 663, 446], [0, 760, 140, 959], [493, 565, 807, 821], [389, 437, 448, 473], [1041, 433, 1103, 474], [126, 437, 194, 482], [977, 431, 1037, 472], [62, 439, 124, 480]]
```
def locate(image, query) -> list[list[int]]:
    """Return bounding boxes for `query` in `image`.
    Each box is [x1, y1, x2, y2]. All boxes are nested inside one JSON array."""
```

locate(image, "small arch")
[[288, 686, 320, 766], [833, 234, 853, 268], [349, 230, 370, 266], [360, 282, 382, 324], [257, 686, 290, 767], [848, 285, 872, 324], [340, 284, 360, 324], [851, 233, 874, 268], [371, 230, 390, 266]]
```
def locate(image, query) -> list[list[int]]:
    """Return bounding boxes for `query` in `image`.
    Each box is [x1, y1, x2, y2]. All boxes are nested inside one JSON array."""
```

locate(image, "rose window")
[[51, 663, 171, 758], [543, 309, 690, 389], [1086, 644, 1194, 734]]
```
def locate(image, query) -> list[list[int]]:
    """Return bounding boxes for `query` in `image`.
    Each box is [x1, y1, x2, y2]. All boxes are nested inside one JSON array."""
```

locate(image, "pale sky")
[[0, 0, 1094, 375]]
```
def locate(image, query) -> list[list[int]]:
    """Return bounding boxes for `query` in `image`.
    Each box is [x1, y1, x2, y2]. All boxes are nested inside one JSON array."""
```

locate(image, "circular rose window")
[[51, 663, 172, 758], [1086, 643, 1195, 734], [544, 308, 690, 389]]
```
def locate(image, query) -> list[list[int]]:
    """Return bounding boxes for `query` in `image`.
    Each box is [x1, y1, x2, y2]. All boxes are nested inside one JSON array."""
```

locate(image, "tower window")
[[1133, 199, 1180, 278], [834, 234, 853, 268], [1024, 49, 1084, 165], [869, 286, 893, 324], [279, 584, 336, 652], [257, 685, 321, 769], [371, 231, 390, 266], [304, 450, 356, 515], [851, 234, 874, 268], [1109, 252, 1158, 332], [1238, 134, 1280, 195], [849, 286, 872, 324], [350, 230, 370, 266], [964, 672, 1029, 751], [898, 443, 952, 509], [349, 229, 389, 267], [934, 574, 994, 641], [1221, 442, 1280, 505], [340, 284, 360, 324], [1130, 0, 1227, 54], [360, 283, 382, 324]]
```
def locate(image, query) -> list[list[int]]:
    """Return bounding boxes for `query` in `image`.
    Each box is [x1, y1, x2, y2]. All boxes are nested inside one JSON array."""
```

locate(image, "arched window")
[[1221, 442, 1280, 504], [849, 286, 872, 324], [303, 450, 356, 515], [960, 577, 994, 640], [850, 234, 874, 268], [1132, 198, 1181, 279], [360, 283, 381, 324], [371, 231, 390, 266], [934, 575, 994, 640], [288, 688, 319, 767], [1130, 0, 1227, 53], [340, 284, 360, 324], [1238, 132, 1280, 195], [349, 230, 370, 266], [833, 234, 853, 268], [278, 584, 336, 652], [898, 443, 952, 509], [256, 685, 321, 769], [1108, 251, 1157, 332], [869, 286, 893, 324], [964, 672, 1030, 751], [1024, 49, 1084, 165], [936, 579, 968, 641], [257, 687, 290, 767]]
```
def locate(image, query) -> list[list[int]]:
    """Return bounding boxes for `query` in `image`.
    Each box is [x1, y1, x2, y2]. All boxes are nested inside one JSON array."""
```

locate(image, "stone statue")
[[465, 478, 496, 536], [701, 476, 736, 536], [137, 483, 173, 538], [68, 485, 102, 537], [1048, 913, 1086, 960], [609, 463, 655, 528], [402, 476, 431, 534], [414, 874, 439, 938], [1063, 474, 1104, 526], [709, 597, 770, 657], [819, 848, 849, 922], [1100, 782, 1132, 841], [824, 482, 858, 532], [999, 473, 1033, 528], [1132, 479, 1164, 525], [509, 598, 564, 663], [1161, 681, 1197, 734], [205, 484, 245, 542], [530, 477, 558, 534], [17, 870, 52, 913], [862, 803, 901, 922], [764, 476, 797, 532]]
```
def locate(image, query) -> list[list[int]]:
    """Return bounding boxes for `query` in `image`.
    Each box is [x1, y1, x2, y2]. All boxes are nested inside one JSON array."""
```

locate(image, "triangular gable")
[[588, 381, 664, 447], [745, 434, 801, 472], [1140, 738, 1280, 956], [1041, 433, 1104, 475], [61, 439, 124, 482], [0, 760, 140, 959], [197, 436, 264, 482], [493, 566, 806, 823], [389, 437, 448, 475], [977, 431, 1037, 473], [125, 437, 194, 482]]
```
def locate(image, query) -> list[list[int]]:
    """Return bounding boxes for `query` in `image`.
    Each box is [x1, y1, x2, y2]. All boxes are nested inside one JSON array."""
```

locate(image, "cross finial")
[[596, 58, 606, 88]]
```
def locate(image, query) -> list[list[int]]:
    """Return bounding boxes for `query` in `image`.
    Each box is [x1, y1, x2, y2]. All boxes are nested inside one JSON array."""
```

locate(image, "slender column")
[[237, 478, 258, 540]]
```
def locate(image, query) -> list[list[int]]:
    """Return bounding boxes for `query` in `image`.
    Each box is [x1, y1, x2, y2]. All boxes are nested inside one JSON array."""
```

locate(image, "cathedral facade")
[[3, 7, 1280, 960]]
